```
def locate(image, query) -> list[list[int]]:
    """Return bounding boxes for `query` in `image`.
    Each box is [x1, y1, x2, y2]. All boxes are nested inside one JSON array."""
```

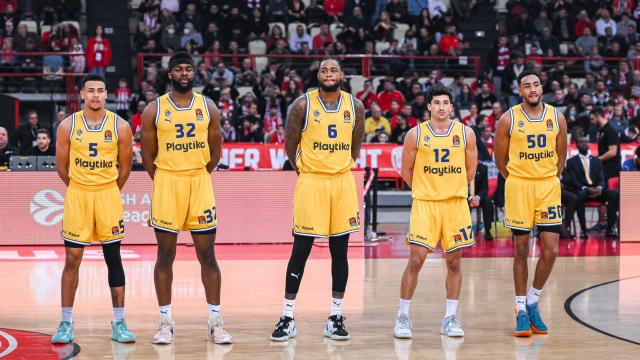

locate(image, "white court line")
[[0, 330, 18, 358]]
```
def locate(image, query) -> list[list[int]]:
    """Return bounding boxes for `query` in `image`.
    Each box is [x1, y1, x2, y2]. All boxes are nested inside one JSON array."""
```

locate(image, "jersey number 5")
[[88, 143, 98, 157]]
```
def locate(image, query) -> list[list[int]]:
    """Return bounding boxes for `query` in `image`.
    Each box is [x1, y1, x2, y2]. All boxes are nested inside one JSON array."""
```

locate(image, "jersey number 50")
[[527, 134, 546, 148]]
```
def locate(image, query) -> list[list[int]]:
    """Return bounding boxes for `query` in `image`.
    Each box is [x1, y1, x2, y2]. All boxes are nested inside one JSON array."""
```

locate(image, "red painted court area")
[[0, 328, 80, 359], [0, 236, 637, 262]]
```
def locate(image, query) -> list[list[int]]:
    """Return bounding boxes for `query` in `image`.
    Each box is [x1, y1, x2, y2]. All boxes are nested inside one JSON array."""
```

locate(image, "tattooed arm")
[[285, 95, 307, 174], [351, 97, 365, 162]]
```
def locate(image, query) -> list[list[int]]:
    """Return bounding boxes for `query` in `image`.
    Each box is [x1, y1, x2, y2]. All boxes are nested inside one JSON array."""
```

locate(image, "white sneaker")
[[440, 315, 464, 337], [208, 316, 233, 344], [394, 313, 413, 339], [152, 317, 175, 344]]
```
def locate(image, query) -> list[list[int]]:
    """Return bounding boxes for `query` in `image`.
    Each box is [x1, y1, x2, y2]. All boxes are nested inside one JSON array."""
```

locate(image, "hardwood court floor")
[[0, 241, 638, 359]]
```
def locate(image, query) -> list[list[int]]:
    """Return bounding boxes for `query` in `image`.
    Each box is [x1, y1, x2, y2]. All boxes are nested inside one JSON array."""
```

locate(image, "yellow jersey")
[[296, 89, 356, 175], [507, 103, 559, 179], [154, 93, 211, 172], [412, 120, 468, 201], [69, 110, 119, 187]]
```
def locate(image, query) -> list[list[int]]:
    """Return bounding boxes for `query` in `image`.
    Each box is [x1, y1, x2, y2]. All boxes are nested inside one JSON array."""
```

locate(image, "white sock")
[[527, 287, 542, 305], [330, 297, 344, 316], [282, 298, 295, 318], [159, 304, 172, 319], [398, 299, 411, 316], [445, 299, 458, 318], [61, 307, 72, 322], [113, 307, 125, 322], [515, 296, 527, 312], [208, 304, 220, 319]]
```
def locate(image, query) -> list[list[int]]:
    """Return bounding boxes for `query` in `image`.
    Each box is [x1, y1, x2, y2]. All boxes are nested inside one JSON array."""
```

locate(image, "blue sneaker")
[[514, 310, 531, 337], [526, 303, 548, 334], [51, 321, 74, 344], [111, 320, 136, 343]]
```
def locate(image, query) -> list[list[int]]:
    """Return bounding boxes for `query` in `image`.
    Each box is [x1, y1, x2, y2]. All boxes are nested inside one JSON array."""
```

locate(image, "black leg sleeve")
[[329, 234, 349, 294], [284, 235, 315, 295], [102, 241, 125, 287]]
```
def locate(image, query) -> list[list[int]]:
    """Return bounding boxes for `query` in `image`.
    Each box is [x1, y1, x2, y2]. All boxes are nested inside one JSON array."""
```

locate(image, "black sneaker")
[[324, 315, 350, 340], [271, 316, 296, 341]]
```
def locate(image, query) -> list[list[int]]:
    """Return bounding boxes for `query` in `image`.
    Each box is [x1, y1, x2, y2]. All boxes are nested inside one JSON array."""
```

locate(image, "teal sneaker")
[[111, 320, 136, 343], [526, 303, 548, 334], [51, 321, 74, 344], [514, 310, 531, 337]]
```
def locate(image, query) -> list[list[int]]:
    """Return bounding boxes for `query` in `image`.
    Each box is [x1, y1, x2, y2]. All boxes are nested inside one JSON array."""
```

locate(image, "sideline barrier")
[[1, 171, 364, 245]]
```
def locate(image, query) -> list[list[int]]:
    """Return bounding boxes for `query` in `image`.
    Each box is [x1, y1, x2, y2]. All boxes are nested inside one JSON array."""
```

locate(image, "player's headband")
[[169, 52, 194, 70]]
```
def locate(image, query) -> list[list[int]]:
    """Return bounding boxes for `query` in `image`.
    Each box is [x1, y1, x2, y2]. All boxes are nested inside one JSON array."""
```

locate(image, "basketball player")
[[52, 74, 135, 344], [393, 84, 477, 339], [140, 52, 232, 344], [494, 70, 567, 337], [270, 58, 365, 341]]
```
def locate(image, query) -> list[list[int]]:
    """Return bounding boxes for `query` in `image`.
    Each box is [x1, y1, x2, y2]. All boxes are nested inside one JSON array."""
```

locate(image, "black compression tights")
[[284, 234, 350, 296]]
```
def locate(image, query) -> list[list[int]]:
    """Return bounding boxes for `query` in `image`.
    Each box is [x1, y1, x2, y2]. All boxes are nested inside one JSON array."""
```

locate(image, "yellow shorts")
[[406, 197, 474, 252], [293, 172, 360, 237], [61, 181, 124, 245], [504, 176, 562, 231], [150, 168, 217, 233]]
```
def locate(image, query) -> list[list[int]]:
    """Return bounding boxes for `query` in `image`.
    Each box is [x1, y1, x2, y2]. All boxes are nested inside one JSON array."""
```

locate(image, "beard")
[[523, 95, 541, 107], [171, 77, 194, 92], [319, 80, 342, 92]]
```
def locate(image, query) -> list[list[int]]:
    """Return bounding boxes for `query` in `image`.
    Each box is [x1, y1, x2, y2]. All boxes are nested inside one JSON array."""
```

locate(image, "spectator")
[[534, 10, 553, 36], [86, 25, 112, 75], [51, 111, 65, 144], [576, 27, 597, 56], [484, 102, 502, 131], [377, 80, 405, 112], [312, 24, 334, 52], [386, 0, 408, 24], [27, 129, 55, 156], [591, 107, 622, 182], [454, 84, 474, 111], [221, 119, 237, 142], [180, 22, 203, 49], [617, 12, 636, 38], [364, 104, 391, 141], [374, 131, 391, 143], [622, 146, 640, 170], [288, 0, 306, 23], [141, 5, 162, 38], [160, 0, 179, 13], [130, 100, 146, 141], [553, 8, 574, 42], [410, 91, 427, 119], [161, 23, 181, 52], [114, 79, 132, 121], [270, 125, 285, 144], [179, 3, 203, 32], [373, 11, 396, 42], [356, 79, 378, 110], [428, 0, 448, 20], [69, 38, 85, 73], [474, 83, 497, 111], [266, 25, 287, 52], [0, 38, 15, 69], [263, 104, 283, 142], [0, 126, 18, 167], [194, 61, 212, 87], [14, 111, 48, 155], [391, 104, 418, 129], [268, 0, 288, 23], [13, 23, 40, 51], [591, 80, 611, 107], [247, 8, 269, 41], [462, 103, 479, 127], [345, 5, 368, 30], [512, 12, 535, 40], [202, 22, 223, 52], [390, 114, 411, 144], [438, 25, 461, 55], [217, 87, 236, 121], [575, 9, 596, 38], [596, 9, 617, 37], [289, 24, 312, 53], [385, 99, 402, 118], [238, 103, 263, 142], [538, 26, 560, 56], [562, 136, 619, 238], [213, 62, 235, 86], [469, 161, 494, 239], [324, 0, 345, 20]]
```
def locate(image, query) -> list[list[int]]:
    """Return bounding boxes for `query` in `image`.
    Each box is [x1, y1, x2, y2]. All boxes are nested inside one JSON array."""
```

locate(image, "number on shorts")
[[547, 205, 562, 220], [459, 225, 473, 241]]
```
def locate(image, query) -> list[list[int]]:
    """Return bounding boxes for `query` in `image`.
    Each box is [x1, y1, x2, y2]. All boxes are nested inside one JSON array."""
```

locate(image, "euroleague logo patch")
[[343, 110, 351, 123], [195, 108, 204, 121], [546, 119, 554, 131], [198, 215, 207, 224], [454, 234, 463, 243], [452, 135, 461, 147], [104, 130, 113, 143]]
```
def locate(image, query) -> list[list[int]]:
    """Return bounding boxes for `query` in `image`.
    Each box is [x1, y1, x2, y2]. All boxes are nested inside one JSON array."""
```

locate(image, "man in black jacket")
[[469, 162, 494, 240], [14, 111, 49, 155], [562, 137, 619, 238], [0, 127, 19, 167]]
